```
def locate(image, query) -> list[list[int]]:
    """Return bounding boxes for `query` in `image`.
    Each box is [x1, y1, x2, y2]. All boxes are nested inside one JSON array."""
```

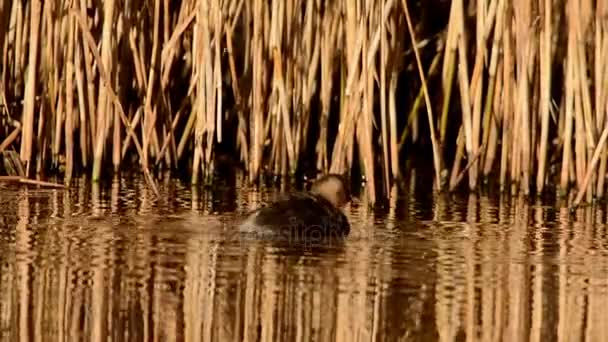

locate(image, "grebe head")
[[311, 174, 351, 208]]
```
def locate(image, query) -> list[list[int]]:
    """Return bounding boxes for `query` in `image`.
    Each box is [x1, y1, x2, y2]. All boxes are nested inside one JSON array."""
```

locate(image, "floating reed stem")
[[0, 175, 65, 188]]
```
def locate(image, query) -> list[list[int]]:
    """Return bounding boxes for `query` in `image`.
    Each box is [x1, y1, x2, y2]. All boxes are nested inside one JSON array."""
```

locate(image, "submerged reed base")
[[0, 1, 606, 208]]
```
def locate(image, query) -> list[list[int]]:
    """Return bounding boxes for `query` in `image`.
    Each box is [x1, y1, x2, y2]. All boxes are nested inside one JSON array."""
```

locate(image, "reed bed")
[[0, 0, 607, 206]]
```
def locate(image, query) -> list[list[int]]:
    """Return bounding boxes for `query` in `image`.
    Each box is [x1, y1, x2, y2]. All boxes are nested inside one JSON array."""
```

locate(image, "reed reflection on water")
[[0, 172, 607, 342]]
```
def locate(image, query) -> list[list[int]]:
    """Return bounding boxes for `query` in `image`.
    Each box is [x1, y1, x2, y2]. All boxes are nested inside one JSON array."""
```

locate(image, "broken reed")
[[0, 0, 607, 206]]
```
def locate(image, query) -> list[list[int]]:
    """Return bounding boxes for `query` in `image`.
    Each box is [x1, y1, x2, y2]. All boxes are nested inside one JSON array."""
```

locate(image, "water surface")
[[0, 173, 606, 342]]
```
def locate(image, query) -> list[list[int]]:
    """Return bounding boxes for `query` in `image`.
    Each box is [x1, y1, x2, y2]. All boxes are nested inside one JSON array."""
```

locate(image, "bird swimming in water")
[[238, 174, 351, 239]]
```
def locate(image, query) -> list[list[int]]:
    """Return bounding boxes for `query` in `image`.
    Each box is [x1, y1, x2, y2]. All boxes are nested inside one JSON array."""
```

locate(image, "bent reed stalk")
[[0, 0, 606, 206]]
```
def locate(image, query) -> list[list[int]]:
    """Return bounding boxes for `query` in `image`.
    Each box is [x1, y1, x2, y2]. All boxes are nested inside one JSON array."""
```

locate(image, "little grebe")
[[239, 174, 351, 238]]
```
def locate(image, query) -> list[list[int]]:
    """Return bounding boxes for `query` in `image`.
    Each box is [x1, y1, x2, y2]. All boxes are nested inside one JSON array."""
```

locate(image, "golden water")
[[0, 173, 607, 342]]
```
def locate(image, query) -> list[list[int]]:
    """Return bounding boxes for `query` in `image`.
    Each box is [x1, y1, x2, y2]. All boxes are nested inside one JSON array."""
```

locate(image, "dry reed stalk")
[[224, 21, 249, 166], [0, 175, 64, 188], [142, 0, 161, 173], [482, 59, 503, 176], [328, 78, 347, 174], [214, 0, 223, 148], [155, 101, 188, 166], [595, 5, 608, 132], [572, 34, 586, 193], [500, 24, 513, 191], [577, 1, 594, 152], [507, 6, 529, 195], [509, 100, 521, 192], [387, 12, 401, 181], [50, 2, 63, 167], [295, 1, 321, 176], [398, 50, 442, 151], [453, 0, 477, 190], [192, 0, 210, 185], [560, 32, 576, 195], [79, 0, 96, 145], [270, 33, 295, 175], [388, 70, 399, 179], [19, 2, 29, 85], [202, 0, 221, 179], [456, 52, 502, 189], [330, 2, 361, 176], [120, 25, 151, 160], [176, 106, 195, 159], [72, 9, 159, 196], [572, 117, 608, 207], [10, 2, 20, 81], [91, 0, 115, 182], [470, 56, 482, 186], [595, 3, 608, 198], [155, 90, 177, 168], [472, 0, 504, 180], [574, 87, 587, 192], [273, 107, 283, 176], [53, 85, 64, 166], [479, 0, 505, 171], [467, 0, 495, 190], [363, 20, 376, 204], [4, 3, 14, 85], [35, 92, 46, 176], [568, 3, 595, 200], [380, 0, 390, 193], [128, 31, 147, 95], [121, 108, 143, 159], [19, 0, 41, 174], [536, 0, 552, 192], [530, 64, 540, 177], [249, 0, 265, 182], [268, 103, 279, 174], [514, 0, 532, 195], [0, 125, 21, 153], [65, 10, 75, 182], [596, 132, 608, 197], [448, 127, 465, 190], [574, 1, 594, 201], [111, 53, 122, 171], [161, 9, 196, 89], [452, 131, 491, 189], [316, 2, 338, 172], [439, 0, 459, 147], [7, 2, 17, 86], [402, 0, 442, 189], [74, 37, 88, 168]]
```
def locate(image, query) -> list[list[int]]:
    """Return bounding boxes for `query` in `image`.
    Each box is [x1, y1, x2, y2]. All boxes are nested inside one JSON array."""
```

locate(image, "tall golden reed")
[[1, 0, 608, 206]]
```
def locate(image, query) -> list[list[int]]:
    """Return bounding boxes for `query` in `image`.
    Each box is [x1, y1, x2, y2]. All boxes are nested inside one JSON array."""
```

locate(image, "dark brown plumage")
[[239, 174, 351, 238]]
